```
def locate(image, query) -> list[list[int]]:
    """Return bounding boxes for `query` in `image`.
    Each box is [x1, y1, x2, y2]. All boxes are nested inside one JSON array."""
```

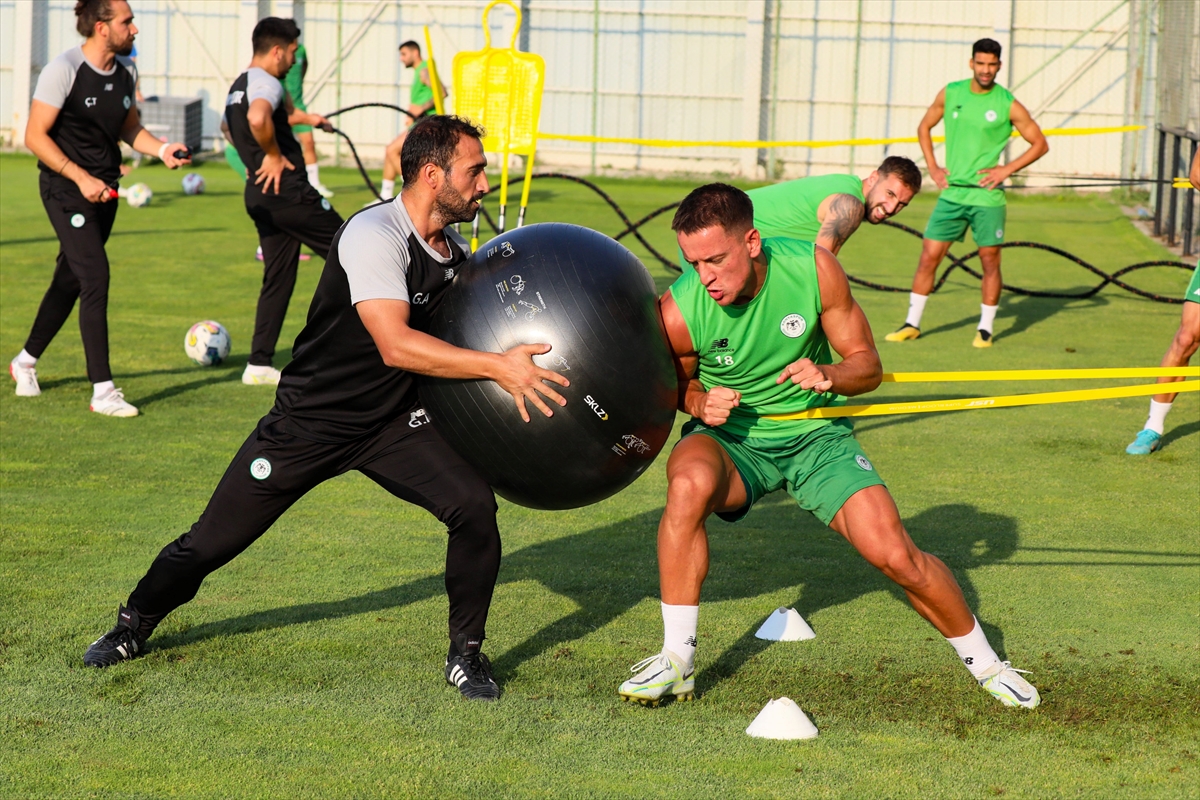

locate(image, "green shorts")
[[1186, 267, 1200, 304], [680, 418, 885, 526], [291, 97, 312, 134], [924, 196, 1007, 247]]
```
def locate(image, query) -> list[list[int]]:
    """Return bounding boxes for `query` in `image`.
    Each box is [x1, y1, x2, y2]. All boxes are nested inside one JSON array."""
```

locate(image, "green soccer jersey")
[[676, 174, 864, 268], [284, 44, 308, 110], [669, 237, 845, 438], [941, 79, 1014, 207], [411, 59, 433, 108]]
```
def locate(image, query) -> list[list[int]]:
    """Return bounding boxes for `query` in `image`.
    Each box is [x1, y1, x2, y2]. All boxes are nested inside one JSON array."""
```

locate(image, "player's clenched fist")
[[697, 386, 740, 426], [777, 358, 833, 394]]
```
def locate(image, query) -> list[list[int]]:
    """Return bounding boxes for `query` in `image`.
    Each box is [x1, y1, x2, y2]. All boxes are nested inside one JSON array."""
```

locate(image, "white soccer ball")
[[126, 182, 153, 208], [185, 320, 231, 366], [181, 172, 206, 195]]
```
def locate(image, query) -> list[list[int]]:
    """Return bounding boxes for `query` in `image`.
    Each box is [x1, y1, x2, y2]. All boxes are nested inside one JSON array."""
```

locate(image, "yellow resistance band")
[[537, 124, 1144, 150], [881, 367, 1200, 383], [765, 381, 1199, 421]]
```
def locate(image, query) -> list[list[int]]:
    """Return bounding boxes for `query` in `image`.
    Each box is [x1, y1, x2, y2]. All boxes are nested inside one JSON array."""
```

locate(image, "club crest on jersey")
[[780, 313, 807, 338], [70, 214, 85, 228], [250, 458, 272, 480], [123, 96, 131, 109], [855, 455, 873, 471], [985, 109, 997, 122], [320, 198, 331, 211]]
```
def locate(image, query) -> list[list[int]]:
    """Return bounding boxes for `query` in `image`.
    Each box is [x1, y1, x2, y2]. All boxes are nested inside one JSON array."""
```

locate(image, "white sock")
[[905, 292, 928, 329], [1144, 399, 1173, 435], [661, 602, 699, 669], [14, 349, 37, 367], [945, 616, 1001, 678], [979, 303, 999, 334], [244, 364, 275, 375], [305, 163, 321, 186], [92, 380, 115, 400], [380, 178, 395, 200]]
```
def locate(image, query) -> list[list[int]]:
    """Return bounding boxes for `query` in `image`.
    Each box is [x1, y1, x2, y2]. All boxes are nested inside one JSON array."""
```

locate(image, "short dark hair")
[[253, 17, 301, 55], [400, 115, 486, 188], [877, 155, 923, 194], [75, 0, 116, 38], [973, 38, 1002, 59], [399, 41, 421, 53], [672, 183, 754, 237]]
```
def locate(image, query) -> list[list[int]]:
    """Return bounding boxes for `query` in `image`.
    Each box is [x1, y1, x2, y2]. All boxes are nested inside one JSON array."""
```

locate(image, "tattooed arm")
[[814, 192, 866, 255]]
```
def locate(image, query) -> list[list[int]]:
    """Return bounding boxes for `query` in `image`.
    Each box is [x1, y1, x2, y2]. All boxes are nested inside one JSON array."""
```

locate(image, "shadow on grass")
[[40, 360, 246, 392], [0, 227, 228, 247], [917, 292, 1106, 342], [1162, 418, 1200, 449]]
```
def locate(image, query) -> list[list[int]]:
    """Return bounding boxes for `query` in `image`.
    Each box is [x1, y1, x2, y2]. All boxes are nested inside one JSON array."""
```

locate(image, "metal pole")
[[847, 0, 863, 174], [636, 0, 644, 171], [766, 0, 782, 180], [1184, 138, 1197, 257], [590, 0, 599, 175], [1167, 133, 1181, 246], [335, 0, 343, 167], [1154, 126, 1166, 235], [882, 0, 896, 156]]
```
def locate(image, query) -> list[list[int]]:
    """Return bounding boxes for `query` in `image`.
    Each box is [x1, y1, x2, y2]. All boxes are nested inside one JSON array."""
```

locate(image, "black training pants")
[[24, 172, 120, 383], [244, 183, 343, 367], [127, 410, 501, 643]]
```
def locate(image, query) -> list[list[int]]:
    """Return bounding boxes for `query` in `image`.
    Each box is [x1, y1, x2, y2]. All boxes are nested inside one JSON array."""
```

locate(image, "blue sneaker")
[[1125, 429, 1162, 455]]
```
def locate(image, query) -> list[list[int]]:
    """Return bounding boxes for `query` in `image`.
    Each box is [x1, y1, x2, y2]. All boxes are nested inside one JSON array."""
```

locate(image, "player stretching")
[[678, 156, 922, 268], [618, 184, 1040, 709], [1125, 151, 1200, 454], [885, 38, 1048, 348], [83, 116, 570, 702], [378, 41, 446, 202], [224, 18, 344, 387], [9, 0, 190, 416]]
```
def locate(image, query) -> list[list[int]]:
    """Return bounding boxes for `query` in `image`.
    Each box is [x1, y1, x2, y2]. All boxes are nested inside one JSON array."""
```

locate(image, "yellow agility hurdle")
[[453, 0, 546, 250]]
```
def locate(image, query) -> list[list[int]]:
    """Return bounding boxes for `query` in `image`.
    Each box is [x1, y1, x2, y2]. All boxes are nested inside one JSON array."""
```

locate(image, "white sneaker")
[[977, 660, 1041, 708], [617, 649, 695, 706], [10, 360, 40, 396], [242, 365, 281, 386], [314, 183, 334, 199], [90, 387, 139, 417]]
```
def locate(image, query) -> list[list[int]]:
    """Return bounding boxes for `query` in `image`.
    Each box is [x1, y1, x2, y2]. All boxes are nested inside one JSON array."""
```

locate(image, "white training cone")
[[745, 697, 819, 740], [754, 607, 816, 641]]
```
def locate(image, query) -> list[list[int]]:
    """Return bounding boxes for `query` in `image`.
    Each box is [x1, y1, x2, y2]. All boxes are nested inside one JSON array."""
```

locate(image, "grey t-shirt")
[[338, 198, 470, 305], [33, 47, 137, 108]]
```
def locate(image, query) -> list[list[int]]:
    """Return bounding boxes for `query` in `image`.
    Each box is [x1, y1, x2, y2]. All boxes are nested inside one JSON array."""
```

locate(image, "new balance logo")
[[712, 338, 728, 350], [683, 636, 698, 648]]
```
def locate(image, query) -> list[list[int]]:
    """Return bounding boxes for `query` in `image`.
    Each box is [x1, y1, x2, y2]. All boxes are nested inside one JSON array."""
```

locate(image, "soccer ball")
[[185, 320, 231, 366], [181, 173, 206, 195], [126, 182, 153, 208]]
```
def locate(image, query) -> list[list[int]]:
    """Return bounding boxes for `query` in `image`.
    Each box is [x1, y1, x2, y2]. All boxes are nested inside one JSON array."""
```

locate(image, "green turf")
[[1, 153, 1197, 798]]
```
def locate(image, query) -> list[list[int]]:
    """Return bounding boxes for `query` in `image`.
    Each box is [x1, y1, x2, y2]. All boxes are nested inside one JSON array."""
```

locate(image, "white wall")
[[2, 0, 1196, 182]]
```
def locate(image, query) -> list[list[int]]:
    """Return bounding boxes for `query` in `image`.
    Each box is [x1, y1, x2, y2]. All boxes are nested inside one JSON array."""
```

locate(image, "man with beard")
[[885, 38, 1048, 348], [675, 156, 921, 270], [9, 0, 190, 416], [83, 116, 571, 703], [223, 17, 342, 387]]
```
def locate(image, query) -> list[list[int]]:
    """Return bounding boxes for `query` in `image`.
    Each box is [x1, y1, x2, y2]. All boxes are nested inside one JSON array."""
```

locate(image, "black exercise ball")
[[421, 223, 677, 510]]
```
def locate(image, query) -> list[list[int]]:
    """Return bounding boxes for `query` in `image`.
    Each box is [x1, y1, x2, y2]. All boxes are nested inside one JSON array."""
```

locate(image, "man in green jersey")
[[1125, 150, 1200, 454], [285, 42, 334, 199], [886, 38, 1048, 348], [617, 184, 1041, 710], [675, 156, 922, 269], [379, 41, 446, 201]]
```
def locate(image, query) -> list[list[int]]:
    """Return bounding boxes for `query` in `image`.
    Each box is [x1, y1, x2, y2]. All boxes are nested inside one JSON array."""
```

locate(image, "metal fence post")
[[1168, 133, 1181, 245], [1154, 125, 1166, 236], [1184, 138, 1198, 257]]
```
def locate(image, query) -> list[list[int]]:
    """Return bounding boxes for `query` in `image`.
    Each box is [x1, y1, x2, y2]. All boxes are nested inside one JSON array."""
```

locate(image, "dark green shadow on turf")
[[0, 227, 228, 247]]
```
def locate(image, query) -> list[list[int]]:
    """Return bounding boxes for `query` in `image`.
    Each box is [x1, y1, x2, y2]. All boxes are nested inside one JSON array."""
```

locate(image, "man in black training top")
[[84, 116, 571, 701], [223, 17, 343, 387], [9, 0, 190, 417]]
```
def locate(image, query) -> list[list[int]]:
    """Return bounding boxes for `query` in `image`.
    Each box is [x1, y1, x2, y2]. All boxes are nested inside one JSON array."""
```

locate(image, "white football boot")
[[90, 387, 139, 417], [242, 365, 281, 386], [10, 359, 40, 396], [977, 661, 1041, 708], [618, 649, 694, 706]]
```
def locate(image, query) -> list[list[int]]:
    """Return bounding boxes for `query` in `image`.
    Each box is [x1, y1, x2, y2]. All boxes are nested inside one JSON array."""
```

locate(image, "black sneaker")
[[83, 605, 146, 667], [444, 634, 500, 701]]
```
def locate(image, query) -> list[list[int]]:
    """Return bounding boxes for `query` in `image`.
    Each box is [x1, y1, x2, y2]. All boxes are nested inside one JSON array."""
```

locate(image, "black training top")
[[33, 47, 137, 184], [272, 199, 471, 442], [223, 67, 306, 194]]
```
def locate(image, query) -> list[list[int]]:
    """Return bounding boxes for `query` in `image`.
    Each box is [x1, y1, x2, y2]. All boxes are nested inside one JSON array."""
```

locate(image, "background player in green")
[[1124, 148, 1200, 455], [886, 38, 1048, 348], [378, 41, 446, 202], [674, 156, 922, 269], [617, 183, 1042, 711], [284, 41, 333, 199]]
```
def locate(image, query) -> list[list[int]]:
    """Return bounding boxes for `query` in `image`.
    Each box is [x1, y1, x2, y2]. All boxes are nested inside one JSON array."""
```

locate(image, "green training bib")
[[669, 237, 844, 438], [941, 79, 1014, 208], [410, 59, 433, 107]]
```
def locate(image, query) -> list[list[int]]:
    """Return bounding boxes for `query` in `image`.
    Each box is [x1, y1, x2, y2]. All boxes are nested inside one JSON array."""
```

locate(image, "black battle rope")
[[324, 111, 1193, 305]]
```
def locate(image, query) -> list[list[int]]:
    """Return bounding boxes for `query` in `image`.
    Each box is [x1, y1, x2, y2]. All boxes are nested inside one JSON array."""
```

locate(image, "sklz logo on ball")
[[585, 395, 609, 421], [780, 314, 806, 338], [250, 458, 272, 480]]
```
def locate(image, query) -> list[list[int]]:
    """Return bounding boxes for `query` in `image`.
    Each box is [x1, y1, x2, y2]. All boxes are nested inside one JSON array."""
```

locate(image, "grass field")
[[1, 152, 1198, 798]]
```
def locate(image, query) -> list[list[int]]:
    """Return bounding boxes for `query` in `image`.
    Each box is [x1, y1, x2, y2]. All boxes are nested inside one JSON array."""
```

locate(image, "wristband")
[[158, 141, 170, 160]]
